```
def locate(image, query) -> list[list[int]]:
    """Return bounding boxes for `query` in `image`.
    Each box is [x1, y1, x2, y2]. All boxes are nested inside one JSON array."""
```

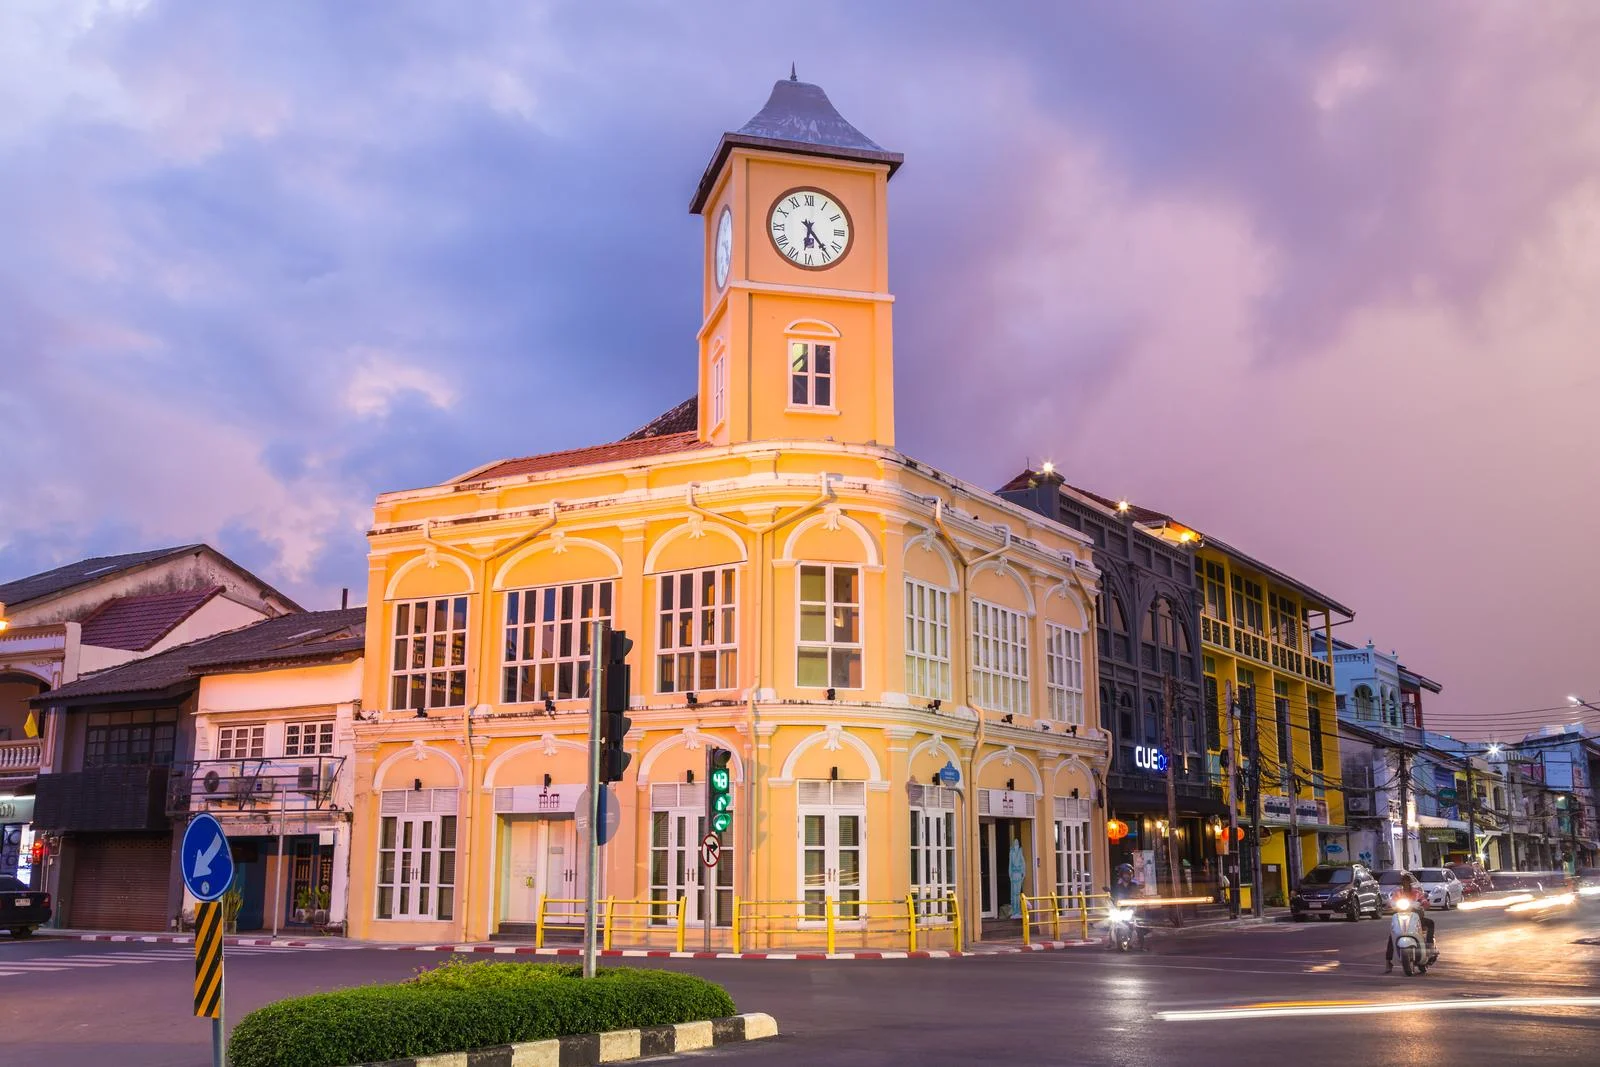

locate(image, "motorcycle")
[[1105, 890, 1149, 952], [1390, 898, 1438, 976]]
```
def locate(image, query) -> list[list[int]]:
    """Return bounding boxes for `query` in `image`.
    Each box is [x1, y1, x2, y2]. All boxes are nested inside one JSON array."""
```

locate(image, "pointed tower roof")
[[690, 70, 903, 213]]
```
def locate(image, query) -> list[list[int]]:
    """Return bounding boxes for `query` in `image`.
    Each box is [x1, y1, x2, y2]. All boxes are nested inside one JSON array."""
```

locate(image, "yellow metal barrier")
[[1022, 892, 1115, 945], [728, 894, 961, 953], [534, 895, 684, 951]]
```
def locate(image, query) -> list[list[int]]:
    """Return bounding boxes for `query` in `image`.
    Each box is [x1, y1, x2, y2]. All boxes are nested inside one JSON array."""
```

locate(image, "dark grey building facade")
[[1001, 468, 1224, 889]]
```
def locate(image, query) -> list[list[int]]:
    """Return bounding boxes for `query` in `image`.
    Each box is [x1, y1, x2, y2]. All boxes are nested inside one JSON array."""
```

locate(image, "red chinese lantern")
[[1233, 827, 1246, 842], [1106, 819, 1129, 842]]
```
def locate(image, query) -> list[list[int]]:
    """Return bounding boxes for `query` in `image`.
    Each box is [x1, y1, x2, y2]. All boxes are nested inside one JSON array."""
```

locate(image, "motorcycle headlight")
[[1108, 908, 1133, 922], [1395, 898, 1412, 911]]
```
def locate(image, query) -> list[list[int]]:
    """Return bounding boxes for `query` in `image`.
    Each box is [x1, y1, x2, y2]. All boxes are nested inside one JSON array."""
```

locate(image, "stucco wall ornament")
[[823, 725, 844, 752], [821, 504, 843, 532], [410, 739, 429, 761], [683, 724, 703, 751], [549, 530, 568, 555], [541, 733, 560, 756], [685, 513, 707, 540]]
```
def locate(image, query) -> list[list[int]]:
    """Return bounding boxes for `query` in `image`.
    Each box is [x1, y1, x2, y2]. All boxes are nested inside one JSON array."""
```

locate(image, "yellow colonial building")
[[344, 73, 1109, 948], [1146, 523, 1353, 905]]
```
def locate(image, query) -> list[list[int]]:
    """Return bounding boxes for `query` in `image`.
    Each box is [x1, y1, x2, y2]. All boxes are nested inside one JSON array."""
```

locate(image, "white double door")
[[503, 817, 579, 923], [651, 807, 732, 927], [801, 808, 864, 921]]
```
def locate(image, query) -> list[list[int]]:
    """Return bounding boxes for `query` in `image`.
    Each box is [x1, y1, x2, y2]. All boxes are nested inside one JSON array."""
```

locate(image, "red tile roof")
[[79, 586, 225, 652], [458, 431, 709, 484]]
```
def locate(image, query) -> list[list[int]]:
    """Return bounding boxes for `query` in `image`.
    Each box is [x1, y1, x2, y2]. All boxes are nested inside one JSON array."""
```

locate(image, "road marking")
[[1158, 996, 1600, 1022]]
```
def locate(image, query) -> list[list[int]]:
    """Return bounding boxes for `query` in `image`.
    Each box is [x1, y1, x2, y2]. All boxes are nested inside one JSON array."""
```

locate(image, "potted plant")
[[310, 886, 331, 927], [293, 886, 313, 925], [220, 882, 244, 934]]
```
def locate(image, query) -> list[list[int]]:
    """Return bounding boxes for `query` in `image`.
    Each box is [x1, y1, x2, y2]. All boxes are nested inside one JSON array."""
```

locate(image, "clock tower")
[[690, 71, 903, 449]]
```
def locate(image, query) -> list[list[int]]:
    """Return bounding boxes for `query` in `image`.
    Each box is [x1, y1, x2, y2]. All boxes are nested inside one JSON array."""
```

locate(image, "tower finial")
[[790, 62, 798, 82]]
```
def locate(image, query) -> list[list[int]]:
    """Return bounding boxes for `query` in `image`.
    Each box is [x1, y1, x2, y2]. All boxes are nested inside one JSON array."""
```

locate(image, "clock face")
[[768, 187, 852, 270], [714, 207, 732, 289]]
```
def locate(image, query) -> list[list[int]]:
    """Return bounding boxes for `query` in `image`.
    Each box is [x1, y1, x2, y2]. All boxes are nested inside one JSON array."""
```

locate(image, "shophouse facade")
[[344, 74, 1109, 948], [2, 546, 297, 900], [999, 470, 1222, 894]]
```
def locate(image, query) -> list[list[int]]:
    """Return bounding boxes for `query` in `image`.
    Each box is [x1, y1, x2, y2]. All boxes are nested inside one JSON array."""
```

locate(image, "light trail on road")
[[1157, 996, 1600, 1022]]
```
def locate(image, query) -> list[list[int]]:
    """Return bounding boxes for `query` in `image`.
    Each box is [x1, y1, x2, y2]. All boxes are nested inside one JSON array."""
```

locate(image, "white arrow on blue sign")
[[181, 812, 235, 902]]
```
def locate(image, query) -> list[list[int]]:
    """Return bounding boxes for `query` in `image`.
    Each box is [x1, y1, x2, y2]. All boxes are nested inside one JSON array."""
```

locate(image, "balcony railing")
[[1200, 614, 1333, 687], [0, 739, 42, 775], [167, 756, 345, 817]]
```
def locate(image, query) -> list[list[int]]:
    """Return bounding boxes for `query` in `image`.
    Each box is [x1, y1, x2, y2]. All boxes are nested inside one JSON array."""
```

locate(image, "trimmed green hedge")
[[228, 960, 736, 1067]]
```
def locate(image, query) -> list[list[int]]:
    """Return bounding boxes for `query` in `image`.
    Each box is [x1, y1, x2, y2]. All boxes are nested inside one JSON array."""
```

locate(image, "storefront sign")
[[1262, 795, 1323, 822], [1424, 827, 1459, 843], [1134, 746, 1169, 773]]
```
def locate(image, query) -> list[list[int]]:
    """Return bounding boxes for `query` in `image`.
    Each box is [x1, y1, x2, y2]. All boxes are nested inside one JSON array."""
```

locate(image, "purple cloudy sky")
[[3, 2, 1598, 735]]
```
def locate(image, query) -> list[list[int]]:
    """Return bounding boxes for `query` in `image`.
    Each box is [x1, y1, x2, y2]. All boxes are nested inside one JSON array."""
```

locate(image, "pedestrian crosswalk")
[[0, 943, 348, 978]]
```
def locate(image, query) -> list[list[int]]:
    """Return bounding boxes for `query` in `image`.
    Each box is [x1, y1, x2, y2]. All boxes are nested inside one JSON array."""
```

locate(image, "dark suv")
[[1291, 863, 1382, 922]]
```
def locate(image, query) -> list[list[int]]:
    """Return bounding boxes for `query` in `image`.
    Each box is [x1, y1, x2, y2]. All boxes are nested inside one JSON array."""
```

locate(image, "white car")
[[1414, 867, 1464, 909]]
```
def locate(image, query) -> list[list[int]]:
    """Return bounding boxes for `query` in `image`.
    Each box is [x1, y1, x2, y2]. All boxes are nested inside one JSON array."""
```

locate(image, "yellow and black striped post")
[[194, 900, 224, 1018], [194, 900, 225, 1066]]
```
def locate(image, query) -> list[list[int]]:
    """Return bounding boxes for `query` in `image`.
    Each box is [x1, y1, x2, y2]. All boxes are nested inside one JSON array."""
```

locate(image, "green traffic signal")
[[707, 748, 733, 838]]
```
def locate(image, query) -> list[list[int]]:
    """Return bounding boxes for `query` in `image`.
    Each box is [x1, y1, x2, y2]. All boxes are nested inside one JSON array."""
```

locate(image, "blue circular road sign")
[[181, 812, 235, 902]]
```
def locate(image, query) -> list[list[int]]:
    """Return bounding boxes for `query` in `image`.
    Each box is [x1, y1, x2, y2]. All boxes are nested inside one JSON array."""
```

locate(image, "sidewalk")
[[34, 926, 1105, 961]]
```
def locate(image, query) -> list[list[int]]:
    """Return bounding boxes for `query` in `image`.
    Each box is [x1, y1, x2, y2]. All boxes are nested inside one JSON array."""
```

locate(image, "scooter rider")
[[1385, 873, 1436, 973], [1111, 863, 1149, 949]]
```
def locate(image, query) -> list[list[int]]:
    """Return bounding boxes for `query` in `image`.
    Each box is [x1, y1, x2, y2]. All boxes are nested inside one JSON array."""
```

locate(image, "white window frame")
[[216, 724, 265, 761], [1044, 624, 1085, 725], [655, 567, 739, 694], [710, 353, 727, 429], [904, 580, 952, 702], [908, 784, 957, 922], [391, 597, 469, 711], [502, 581, 615, 704], [798, 780, 866, 926], [648, 784, 733, 928], [283, 720, 335, 758], [796, 564, 863, 690], [1054, 796, 1093, 900], [787, 339, 836, 412], [970, 599, 1030, 715], [375, 789, 459, 922]]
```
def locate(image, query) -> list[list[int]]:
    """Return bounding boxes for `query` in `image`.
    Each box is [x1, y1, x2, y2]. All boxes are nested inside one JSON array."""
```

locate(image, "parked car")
[[1414, 867, 1465, 909], [1447, 861, 1492, 896], [1290, 863, 1382, 922], [1376, 869, 1427, 912], [0, 875, 51, 938]]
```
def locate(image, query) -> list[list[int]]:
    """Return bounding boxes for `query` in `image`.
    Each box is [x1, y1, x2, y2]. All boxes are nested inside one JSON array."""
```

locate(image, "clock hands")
[[801, 218, 821, 249]]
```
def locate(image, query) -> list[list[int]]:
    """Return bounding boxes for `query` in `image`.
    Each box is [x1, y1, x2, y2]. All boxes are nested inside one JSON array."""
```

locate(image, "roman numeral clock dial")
[[768, 187, 853, 270]]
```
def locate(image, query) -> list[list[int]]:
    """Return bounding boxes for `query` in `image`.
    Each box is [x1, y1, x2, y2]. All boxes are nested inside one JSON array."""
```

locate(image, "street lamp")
[[1567, 694, 1600, 713], [0, 601, 9, 634]]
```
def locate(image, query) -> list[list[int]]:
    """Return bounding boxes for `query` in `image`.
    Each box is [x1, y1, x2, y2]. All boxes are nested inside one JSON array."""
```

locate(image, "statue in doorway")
[[1008, 836, 1026, 918]]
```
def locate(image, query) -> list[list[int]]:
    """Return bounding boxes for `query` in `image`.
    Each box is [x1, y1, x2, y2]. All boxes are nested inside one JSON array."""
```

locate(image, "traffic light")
[[599, 629, 633, 783], [707, 748, 734, 836]]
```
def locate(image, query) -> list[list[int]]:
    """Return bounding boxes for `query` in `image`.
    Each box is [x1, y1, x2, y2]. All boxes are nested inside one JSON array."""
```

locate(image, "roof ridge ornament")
[[790, 62, 797, 82]]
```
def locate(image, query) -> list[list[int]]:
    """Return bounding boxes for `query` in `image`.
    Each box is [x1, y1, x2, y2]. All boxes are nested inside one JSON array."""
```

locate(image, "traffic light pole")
[[704, 747, 714, 953], [1225, 681, 1240, 919], [582, 619, 606, 980]]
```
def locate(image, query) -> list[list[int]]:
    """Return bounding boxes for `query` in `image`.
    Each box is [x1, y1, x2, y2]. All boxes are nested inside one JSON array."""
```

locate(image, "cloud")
[[1, 1, 1597, 723], [343, 350, 458, 419]]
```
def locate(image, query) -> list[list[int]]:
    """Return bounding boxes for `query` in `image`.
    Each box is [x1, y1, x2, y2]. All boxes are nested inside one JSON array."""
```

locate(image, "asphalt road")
[[2, 905, 1597, 1066]]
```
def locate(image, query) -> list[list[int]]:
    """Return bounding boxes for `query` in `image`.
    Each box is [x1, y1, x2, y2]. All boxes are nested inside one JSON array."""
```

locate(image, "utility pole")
[[1162, 673, 1180, 897], [1397, 746, 1413, 872], [1465, 763, 1477, 864], [1225, 681, 1240, 919], [1244, 686, 1263, 918]]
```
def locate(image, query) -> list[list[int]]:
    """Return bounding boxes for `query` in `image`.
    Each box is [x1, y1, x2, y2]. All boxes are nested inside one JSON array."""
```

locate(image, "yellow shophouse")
[[344, 73, 1110, 949], [1146, 523, 1353, 906]]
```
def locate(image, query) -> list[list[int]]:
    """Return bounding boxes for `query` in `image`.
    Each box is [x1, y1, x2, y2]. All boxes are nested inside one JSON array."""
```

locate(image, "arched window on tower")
[[784, 319, 840, 412]]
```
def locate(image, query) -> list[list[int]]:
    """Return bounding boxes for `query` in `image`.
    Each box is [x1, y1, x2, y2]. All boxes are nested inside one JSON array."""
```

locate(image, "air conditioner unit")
[[296, 765, 320, 793]]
